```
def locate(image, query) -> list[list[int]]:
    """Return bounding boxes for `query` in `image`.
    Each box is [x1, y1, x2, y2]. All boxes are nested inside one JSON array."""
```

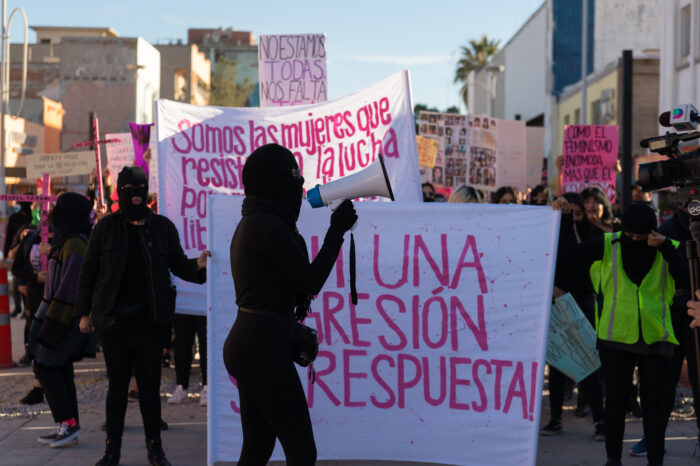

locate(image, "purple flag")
[[129, 122, 154, 175]]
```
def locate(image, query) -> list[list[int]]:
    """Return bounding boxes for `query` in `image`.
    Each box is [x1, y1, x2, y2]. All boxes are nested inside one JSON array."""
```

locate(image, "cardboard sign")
[[418, 112, 528, 193], [105, 132, 134, 175], [26, 151, 95, 179], [259, 33, 327, 107], [417, 135, 439, 168], [207, 196, 560, 465], [561, 125, 619, 200], [546, 293, 600, 383], [156, 70, 421, 316]]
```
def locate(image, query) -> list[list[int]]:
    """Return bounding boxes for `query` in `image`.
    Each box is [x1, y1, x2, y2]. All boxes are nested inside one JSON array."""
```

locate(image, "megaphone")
[[307, 153, 395, 210]]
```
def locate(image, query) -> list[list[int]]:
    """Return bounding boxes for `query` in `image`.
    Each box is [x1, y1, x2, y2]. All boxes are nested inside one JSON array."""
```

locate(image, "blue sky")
[[9, 0, 543, 111]]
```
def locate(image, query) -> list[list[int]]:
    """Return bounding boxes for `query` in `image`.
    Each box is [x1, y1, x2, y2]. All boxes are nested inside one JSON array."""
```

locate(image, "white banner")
[[157, 71, 421, 315], [259, 33, 327, 107], [207, 195, 559, 465]]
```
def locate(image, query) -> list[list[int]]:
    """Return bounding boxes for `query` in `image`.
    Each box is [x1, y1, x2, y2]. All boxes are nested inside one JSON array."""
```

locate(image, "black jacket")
[[75, 210, 206, 325]]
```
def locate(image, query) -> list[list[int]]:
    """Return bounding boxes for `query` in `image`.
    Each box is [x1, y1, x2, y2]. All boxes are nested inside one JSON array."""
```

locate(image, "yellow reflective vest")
[[590, 232, 679, 345]]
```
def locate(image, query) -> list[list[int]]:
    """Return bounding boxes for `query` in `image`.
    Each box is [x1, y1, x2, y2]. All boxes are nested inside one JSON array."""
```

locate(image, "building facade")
[[156, 43, 210, 105], [188, 28, 259, 107]]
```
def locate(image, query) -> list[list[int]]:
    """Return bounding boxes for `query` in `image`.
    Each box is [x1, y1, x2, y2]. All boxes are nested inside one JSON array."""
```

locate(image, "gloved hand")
[[329, 200, 358, 234]]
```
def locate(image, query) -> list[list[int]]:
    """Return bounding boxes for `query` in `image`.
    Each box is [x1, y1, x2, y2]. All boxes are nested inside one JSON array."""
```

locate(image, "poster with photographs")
[[418, 111, 504, 194]]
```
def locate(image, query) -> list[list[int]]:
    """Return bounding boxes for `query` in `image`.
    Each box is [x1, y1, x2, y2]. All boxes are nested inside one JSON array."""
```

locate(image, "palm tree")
[[454, 35, 501, 109]]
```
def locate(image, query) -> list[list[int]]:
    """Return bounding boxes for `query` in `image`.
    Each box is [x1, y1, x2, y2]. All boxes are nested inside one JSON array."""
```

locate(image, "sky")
[[6, 0, 544, 111]]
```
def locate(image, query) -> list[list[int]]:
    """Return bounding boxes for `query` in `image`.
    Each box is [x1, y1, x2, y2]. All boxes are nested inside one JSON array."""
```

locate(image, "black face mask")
[[118, 185, 149, 221], [621, 233, 650, 252]]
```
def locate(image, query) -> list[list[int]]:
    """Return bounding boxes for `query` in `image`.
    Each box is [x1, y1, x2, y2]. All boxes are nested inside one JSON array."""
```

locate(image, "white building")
[[659, 0, 700, 122]]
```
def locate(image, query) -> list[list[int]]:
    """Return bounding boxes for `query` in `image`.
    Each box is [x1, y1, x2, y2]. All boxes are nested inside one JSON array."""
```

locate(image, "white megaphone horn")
[[306, 153, 395, 211]]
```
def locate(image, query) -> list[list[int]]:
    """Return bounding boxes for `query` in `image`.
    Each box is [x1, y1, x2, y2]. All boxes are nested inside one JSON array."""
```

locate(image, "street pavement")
[[2, 316, 700, 465]]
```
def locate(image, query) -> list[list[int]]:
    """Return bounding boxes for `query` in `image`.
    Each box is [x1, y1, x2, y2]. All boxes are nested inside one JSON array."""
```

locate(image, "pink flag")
[[128, 122, 154, 175]]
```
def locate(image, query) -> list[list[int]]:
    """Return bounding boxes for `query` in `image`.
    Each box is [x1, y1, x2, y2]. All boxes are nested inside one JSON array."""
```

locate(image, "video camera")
[[638, 104, 700, 191]]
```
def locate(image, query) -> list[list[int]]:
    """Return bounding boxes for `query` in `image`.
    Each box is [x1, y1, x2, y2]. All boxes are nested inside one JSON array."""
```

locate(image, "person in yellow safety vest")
[[554, 201, 688, 466]]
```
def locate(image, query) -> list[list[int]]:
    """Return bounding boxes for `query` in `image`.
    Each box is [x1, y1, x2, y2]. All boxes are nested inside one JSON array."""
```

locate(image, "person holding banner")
[[223, 144, 357, 465], [556, 201, 687, 466], [75, 166, 209, 466]]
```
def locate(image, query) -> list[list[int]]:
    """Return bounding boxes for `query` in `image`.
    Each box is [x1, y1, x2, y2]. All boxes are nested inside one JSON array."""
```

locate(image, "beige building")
[[156, 43, 210, 105]]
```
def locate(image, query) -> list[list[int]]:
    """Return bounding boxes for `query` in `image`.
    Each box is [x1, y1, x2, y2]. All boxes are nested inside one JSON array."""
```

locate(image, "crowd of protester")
[[2, 147, 700, 465]]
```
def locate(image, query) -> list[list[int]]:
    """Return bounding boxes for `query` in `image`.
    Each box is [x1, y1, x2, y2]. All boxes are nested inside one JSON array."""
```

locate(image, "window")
[[564, 114, 570, 126], [174, 69, 187, 101], [592, 99, 602, 125], [574, 108, 581, 125], [680, 5, 691, 63]]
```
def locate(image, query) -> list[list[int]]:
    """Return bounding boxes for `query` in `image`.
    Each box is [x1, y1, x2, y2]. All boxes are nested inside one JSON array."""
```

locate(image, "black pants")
[[34, 361, 79, 424], [173, 313, 207, 389], [223, 311, 316, 466], [548, 364, 603, 423], [600, 346, 670, 465], [102, 339, 162, 441]]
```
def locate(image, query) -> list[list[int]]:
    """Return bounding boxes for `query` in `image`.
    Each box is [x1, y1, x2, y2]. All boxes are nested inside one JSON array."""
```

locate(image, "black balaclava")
[[50, 192, 92, 253], [117, 166, 150, 221], [620, 203, 658, 285], [19, 201, 31, 214], [242, 143, 304, 220]]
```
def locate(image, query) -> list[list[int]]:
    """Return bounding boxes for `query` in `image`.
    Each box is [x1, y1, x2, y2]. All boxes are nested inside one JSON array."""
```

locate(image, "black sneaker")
[[160, 418, 168, 431], [540, 419, 563, 436], [16, 354, 30, 367], [20, 387, 44, 405], [594, 422, 605, 441], [37, 425, 60, 444], [128, 390, 139, 401], [49, 423, 81, 448]]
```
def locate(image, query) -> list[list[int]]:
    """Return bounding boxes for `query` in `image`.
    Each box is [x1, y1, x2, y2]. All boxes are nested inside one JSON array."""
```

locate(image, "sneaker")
[[16, 354, 30, 367], [160, 418, 169, 431], [128, 389, 139, 402], [37, 425, 60, 444], [629, 437, 647, 456], [20, 387, 44, 405], [167, 384, 187, 405], [594, 422, 605, 441], [540, 419, 563, 436], [49, 422, 81, 448], [199, 385, 208, 407]]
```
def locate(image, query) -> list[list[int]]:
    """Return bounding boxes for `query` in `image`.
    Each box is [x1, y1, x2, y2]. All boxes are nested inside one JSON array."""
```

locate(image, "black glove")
[[329, 200, 358, 234]]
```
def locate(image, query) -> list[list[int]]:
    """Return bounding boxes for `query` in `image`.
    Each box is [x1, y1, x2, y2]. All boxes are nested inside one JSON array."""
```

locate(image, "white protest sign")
[[26, 151, 95, 179], [157, 70, 421, 316], [497, 119, 527, 192], [207, 196, 560, 465], [259, 33, 327, 107], [546, 293, 600, 383], [526, 127, 545, 188], [105, 132, 134, 176]]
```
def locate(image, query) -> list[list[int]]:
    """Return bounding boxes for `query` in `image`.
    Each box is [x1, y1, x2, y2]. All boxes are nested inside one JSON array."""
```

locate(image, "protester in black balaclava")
[[223, 143, 357, 464], [76, 166, 209, 466], [553, 199, 687, 466], [116, 166, 150, 221], [30, 192, 94, 449]]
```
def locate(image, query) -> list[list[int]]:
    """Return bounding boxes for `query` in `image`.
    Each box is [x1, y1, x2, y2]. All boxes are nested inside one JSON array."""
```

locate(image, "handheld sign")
[[561, 125, 619, 200], [546, 293, 601, 383]]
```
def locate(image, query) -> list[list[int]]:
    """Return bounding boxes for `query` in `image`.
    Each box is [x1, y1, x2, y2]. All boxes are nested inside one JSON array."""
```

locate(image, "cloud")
[[342, 54, 452, 66]]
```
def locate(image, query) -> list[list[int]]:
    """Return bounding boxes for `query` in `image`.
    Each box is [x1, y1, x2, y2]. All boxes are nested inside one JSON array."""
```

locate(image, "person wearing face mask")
[[75, 166, 210, 466], [554, 201, 687, 466], [223, 144, 357, 465]]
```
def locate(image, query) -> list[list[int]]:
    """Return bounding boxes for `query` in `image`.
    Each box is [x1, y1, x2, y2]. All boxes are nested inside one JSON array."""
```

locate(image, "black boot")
[[95, 438, 121, 466], [146, 438, 172, 466]]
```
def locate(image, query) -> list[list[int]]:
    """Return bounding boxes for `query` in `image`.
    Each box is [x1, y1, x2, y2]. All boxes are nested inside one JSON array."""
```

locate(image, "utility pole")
[[0, 0, 27, 227], [621, 50, 633, 212]]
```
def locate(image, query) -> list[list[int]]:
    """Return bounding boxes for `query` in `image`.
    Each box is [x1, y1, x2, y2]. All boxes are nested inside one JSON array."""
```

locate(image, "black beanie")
[[242, 144, 302, 203], [117, 166, 148, 190], [621, 203, 657, 234], [51, 192, 92, 235]]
